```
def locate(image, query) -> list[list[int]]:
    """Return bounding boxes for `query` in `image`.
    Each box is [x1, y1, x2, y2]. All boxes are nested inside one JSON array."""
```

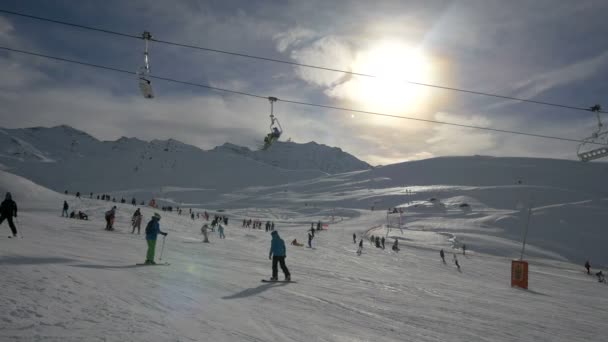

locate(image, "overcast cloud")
[[0, 0, 607, 165]]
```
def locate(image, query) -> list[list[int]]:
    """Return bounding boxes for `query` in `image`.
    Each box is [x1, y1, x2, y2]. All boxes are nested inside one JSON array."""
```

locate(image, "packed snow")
[[0, 160, 607, 341]]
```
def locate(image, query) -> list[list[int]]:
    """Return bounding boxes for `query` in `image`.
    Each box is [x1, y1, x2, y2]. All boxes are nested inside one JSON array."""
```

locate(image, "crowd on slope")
[[6, 190, 607, 283]]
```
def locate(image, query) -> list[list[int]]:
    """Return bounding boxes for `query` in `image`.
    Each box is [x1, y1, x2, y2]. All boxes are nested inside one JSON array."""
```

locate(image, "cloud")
[[512, 50, 608, 100], [273, 27, 317, 53], [289, 36, 354, 87]]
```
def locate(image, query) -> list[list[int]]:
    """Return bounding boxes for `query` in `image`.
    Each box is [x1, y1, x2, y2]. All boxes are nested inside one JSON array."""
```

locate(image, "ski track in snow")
[[0, 171, 607, 341]]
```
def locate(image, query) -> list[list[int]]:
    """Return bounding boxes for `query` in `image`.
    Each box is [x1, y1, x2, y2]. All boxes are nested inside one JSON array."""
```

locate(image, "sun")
[[344, 41, 433, 115]]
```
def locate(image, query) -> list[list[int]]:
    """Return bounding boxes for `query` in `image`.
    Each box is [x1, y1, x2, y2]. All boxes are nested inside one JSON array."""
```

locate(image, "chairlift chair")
[[577, 105, 608, 162], [261, 97, 283, 150]]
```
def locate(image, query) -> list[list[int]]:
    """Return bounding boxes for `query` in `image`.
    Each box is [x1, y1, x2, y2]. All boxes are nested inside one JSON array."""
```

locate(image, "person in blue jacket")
[[269, 231, 291, 281], [144, 213, 168, 264]]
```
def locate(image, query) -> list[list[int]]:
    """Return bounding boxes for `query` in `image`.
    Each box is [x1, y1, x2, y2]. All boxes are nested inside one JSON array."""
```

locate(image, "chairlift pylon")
[[138, 31, 154, 99], [577, 104, 608, 162]]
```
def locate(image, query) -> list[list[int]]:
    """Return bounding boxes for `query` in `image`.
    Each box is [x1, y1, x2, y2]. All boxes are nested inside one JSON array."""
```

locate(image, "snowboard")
[[135, 262, 170, 266], [261, 279, 296, 283]]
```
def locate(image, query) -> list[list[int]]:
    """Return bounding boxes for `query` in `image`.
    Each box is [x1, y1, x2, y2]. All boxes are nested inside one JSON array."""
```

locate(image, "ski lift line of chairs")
[[138, 31, 154, 99], [261, 96, 283, 150], [577, 104, 608, 162]]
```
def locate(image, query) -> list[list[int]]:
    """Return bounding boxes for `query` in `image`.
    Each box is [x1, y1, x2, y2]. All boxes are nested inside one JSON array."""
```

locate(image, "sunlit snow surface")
[[0, 169, 607, 341]]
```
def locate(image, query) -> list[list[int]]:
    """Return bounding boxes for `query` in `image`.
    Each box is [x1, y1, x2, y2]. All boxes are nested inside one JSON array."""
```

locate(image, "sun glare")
[[347, 41, 433, 115]]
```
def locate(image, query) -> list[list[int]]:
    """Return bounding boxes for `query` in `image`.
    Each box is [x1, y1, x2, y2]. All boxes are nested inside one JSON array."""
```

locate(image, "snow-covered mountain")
[[0, 125, 368, 195], [212, 141, 370, 174]]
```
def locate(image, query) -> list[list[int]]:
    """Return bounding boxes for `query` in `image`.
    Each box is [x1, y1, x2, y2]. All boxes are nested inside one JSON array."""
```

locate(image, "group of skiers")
[[62, 201, 89, 220], [242, 218, 266, 229], [585, 260, 605, 283]]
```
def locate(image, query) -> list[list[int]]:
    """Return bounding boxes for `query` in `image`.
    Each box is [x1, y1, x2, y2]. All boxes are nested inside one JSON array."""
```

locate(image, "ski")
[[261, 279, 296, 283], [135, 262, 170, 266]]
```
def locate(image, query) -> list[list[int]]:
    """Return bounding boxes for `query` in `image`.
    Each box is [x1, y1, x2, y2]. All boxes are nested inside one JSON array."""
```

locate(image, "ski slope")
[[0, 170, 606, 341]]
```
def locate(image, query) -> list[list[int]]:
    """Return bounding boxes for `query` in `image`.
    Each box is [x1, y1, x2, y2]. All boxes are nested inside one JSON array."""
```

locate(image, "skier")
[[131, 208, 143, 234], [62, 201, 69, 217], [453, 253, 460, 270], [392, 239, 400, 252], [268, 231, 291, 281], [381, 236, 385, 250], [201, 224, 210, 243], [585, 260, 591, 275], [271, 221, 275, 231], [0, 192, 18, 238], [104, 206, 116, 231], [440, 249, 446, 263], [370, 235, 375, 246], [144, 213, 168, 264], [307, 231, 313, 248], [597, 271, 605, 283], [375, 236, 381, 248], [353, 233, 357, 244], [357, 239, 363, 256], [218, 223, 226, 239], [462, 244, 467, 255]]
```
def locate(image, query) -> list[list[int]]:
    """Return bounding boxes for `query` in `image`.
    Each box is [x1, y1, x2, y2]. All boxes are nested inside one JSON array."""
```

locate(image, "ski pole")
[[15, 216, 22, 238], [159, 235, 166, 260]]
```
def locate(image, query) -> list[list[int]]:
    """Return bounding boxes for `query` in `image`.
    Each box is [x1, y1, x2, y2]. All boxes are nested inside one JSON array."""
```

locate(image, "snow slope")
[[0, 170, 607, 341]]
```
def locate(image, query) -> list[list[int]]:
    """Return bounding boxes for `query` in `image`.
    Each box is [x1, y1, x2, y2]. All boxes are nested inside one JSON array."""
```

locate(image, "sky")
[[0, 0, 608, 165]]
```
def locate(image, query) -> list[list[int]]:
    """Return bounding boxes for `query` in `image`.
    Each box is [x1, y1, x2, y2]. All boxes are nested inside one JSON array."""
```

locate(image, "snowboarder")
[[585, 260, 591, 275], [218, 224, 226, 239], [268, 231, 291, 281], [392, 239, 399, 252], [597, 271, 605, 283], [353, 233, 357, 244], [381, 236, 385, 250], [357, 239, 363, 255], [131, 208, 143, 234], [104, 206, 116, 231], [144, 213, 168, 264], [201, 224, 210, 243], [440, 249, 446, 263], [453, 253, 460, 270], [0, 192, 18, 237], [307, 231, 313, 248], [62, 201, 69, 217], [462, 244, 467, 255], [291, 238, 303, 247]]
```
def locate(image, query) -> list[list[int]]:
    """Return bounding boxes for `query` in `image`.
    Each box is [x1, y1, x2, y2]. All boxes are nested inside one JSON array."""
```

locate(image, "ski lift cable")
[[0, 45, 603, 146], [0, 8, 605, 115]]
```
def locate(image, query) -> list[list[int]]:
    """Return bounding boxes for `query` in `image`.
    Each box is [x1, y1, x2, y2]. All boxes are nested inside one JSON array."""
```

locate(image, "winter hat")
[[5, 192, 11, 200], [153, 213, 161, 220], [271, 231, 278, 237]]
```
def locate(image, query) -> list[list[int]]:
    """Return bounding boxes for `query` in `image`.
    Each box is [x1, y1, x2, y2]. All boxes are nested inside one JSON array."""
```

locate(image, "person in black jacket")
[[0, 192, 18, 237]]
